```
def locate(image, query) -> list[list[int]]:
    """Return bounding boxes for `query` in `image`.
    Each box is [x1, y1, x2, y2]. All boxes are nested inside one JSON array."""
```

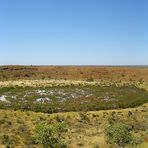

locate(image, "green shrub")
[[105, 122, 144, 148], [35, 122, 67, 148], [105, 123, 132, 147], [130, 136, 144, 147]]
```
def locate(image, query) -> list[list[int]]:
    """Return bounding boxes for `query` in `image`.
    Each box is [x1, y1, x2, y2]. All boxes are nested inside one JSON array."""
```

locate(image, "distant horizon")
[[1, 64, 148, 67]]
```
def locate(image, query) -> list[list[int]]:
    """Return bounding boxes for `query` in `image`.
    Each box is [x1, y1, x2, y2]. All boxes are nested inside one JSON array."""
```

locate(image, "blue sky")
[[0, 0, 147, 65]]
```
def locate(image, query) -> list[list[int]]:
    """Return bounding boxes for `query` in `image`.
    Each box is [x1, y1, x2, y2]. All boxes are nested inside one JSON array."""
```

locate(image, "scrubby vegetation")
[[0, 103, 148, 147], [0, 85, 147, 113], [35, 122, 67, 148], [0, 66, 148, 147], [0, 66, 148, 82], [105, 122, 144, 147]]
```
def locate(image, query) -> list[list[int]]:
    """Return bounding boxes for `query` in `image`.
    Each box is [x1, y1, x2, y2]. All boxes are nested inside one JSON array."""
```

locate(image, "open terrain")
[[0, 66, 148, 82], [0, 103, 148, 148], [0, 66, 148, 148]]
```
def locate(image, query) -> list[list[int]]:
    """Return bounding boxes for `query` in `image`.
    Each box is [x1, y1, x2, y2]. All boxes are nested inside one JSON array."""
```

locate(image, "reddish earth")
[[0, 66, 148, 82]]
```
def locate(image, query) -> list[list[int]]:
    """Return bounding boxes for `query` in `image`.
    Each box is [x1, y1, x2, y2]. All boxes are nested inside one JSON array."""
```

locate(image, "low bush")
[[105, 122, 143, 148], [35, 122, 68, 148]]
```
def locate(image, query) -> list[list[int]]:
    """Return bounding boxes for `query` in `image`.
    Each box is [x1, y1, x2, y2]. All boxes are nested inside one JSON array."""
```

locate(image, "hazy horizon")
[[1, 65, 148, 67]]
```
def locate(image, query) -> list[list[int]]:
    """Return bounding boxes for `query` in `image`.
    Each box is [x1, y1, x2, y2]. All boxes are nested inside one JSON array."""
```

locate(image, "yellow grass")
[[0, 103, 147, 147]]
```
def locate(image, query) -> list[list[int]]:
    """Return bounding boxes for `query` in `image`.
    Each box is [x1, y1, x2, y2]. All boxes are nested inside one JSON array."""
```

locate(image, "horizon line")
[[0, 64, 148, 67]]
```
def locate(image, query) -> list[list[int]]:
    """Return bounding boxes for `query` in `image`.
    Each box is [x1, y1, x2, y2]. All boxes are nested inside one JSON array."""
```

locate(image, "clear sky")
[[0, 0, 147, 65]]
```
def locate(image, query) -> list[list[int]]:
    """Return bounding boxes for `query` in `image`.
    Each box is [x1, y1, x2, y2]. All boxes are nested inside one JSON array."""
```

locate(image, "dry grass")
[[0, 66, 148, 82], [0, 103, 148, 147], [0, 66, 148, 147]]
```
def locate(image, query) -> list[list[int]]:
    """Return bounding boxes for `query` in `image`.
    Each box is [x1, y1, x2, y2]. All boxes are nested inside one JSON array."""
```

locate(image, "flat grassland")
[[0, 66, 148, 148], [0, 65, 148, 82]]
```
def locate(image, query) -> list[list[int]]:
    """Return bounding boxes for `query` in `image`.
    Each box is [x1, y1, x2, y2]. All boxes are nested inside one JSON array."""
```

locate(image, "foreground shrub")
[[35, 122, 67, 148], [105, 123, 143, 148], [105, 123, 131, 147]]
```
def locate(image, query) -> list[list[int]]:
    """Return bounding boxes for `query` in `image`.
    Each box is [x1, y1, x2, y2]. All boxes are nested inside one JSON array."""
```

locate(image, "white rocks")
[[36, 90, 47, 95], [36, 97, 51, 103], [49, 90, 54, 95], [0, 95, 10, 103], [71, 95, 75, 98], [102, 96, 116, 102], [11, 96, 17, 99], [86, 94, 93, 98]]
